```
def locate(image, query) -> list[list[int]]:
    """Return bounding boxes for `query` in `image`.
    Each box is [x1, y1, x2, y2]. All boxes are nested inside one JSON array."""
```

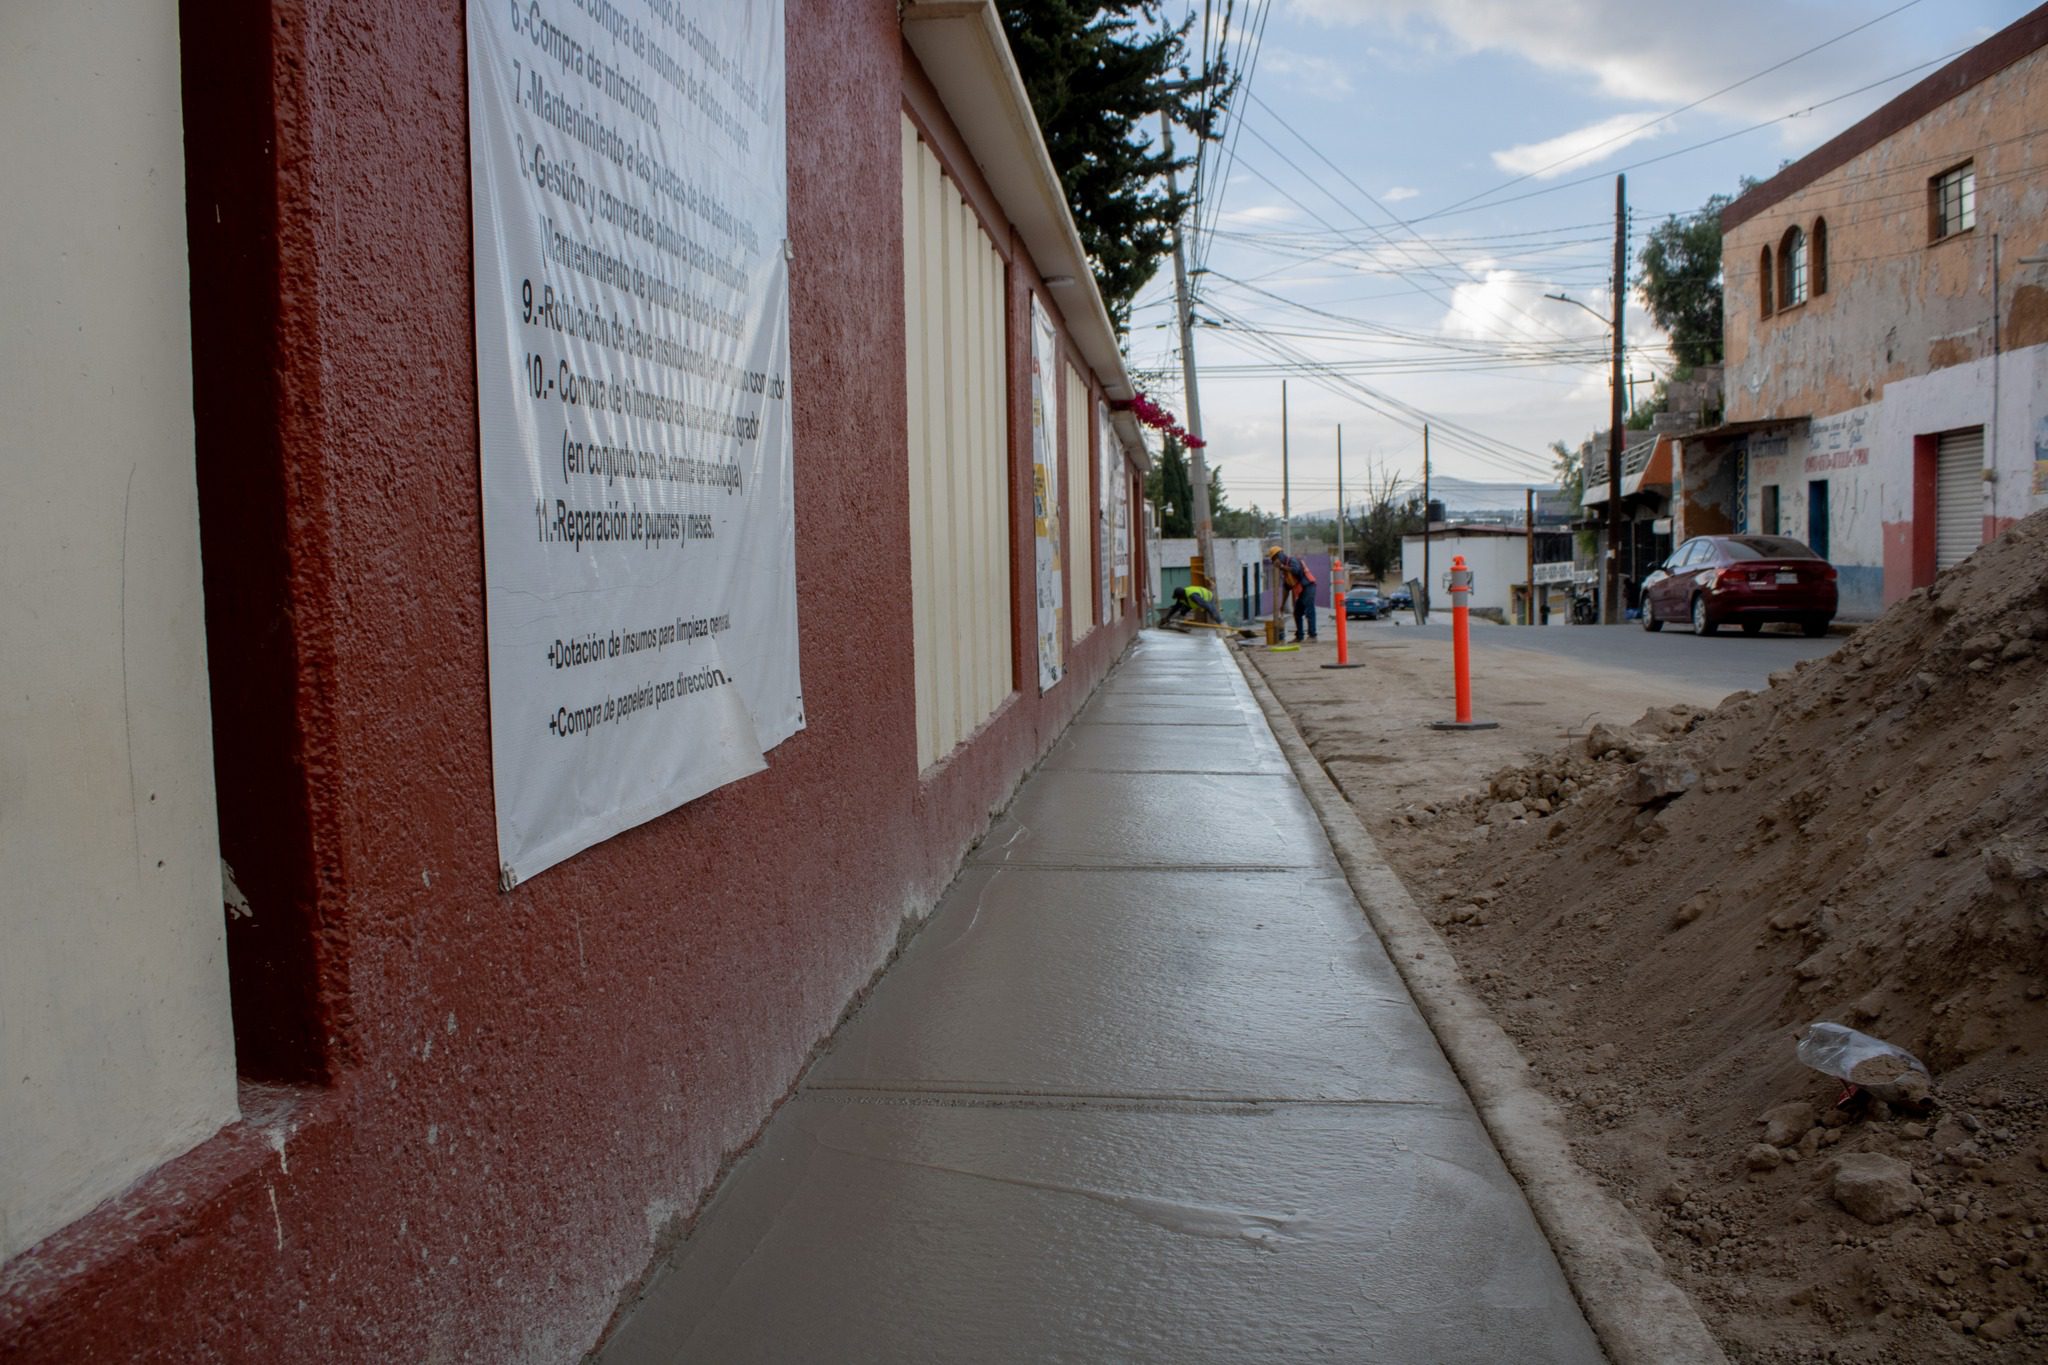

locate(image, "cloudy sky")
[[1124, 0, 2037, 515]]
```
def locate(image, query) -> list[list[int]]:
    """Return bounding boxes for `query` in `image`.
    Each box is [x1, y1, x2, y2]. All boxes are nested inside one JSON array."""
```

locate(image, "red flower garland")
[[1126, 392, 1204, 449]]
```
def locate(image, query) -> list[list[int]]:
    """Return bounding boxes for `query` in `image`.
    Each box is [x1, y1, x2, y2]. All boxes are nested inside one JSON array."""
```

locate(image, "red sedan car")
[[1641, 534, 1837, 637]]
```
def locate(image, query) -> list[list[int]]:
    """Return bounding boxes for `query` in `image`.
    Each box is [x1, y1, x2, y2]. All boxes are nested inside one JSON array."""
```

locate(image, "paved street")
[[1350, 618, 1844, 698], [598, 631, 1600, 1364]]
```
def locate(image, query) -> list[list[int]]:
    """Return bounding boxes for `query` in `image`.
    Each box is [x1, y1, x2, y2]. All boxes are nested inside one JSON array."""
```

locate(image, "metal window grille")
[[1933, 164, 1976, 240], [1783, 229, 1808, 307]]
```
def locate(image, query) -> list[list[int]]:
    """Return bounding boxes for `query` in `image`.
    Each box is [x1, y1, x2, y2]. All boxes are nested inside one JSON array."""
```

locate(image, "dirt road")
[[1241, 623, 1806, 855]]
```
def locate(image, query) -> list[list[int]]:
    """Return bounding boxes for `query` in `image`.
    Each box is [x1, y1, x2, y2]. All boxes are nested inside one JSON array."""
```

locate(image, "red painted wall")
[[1882, 435, 1943, 605], [0, 2, 1139, 1358]]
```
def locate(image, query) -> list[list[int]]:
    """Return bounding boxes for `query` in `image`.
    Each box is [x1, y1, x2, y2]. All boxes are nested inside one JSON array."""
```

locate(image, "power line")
[[1206, 268, 1609, 349], [1229, 155, 1594, 357], [1207, 308, 1556, 480], [1407, 46, 1972, 224], [1241, 95, 1595, 352], [1425, 0, 1932, 220], [1192, 0, 1275, 272], [1233, 118, 1592, 353]]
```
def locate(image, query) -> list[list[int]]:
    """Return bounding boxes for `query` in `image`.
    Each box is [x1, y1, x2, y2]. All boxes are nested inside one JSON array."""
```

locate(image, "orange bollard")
[[1429, 555, 1497, 730], [1322, 561, 1361, 670]]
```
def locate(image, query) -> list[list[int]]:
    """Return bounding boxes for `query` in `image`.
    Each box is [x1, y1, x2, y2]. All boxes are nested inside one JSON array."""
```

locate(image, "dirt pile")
[[1412, 511, 2048, 1362]]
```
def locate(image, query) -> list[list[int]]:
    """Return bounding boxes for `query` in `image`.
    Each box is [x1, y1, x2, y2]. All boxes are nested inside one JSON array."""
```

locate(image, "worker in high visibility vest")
[[1163, 583, 1227, 626], [1267, 545, 1319, 643]]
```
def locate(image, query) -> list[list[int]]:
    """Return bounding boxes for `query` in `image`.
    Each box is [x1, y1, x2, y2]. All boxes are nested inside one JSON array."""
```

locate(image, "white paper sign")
[[1030, 298, 1064, 690], [1112, 433, 1131, 609], [467, 0, 799, 887], [1097, 401, 1114, 623]]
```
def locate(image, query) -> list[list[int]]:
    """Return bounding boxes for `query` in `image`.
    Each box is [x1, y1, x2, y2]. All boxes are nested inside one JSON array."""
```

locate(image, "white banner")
[[467, 0, 798, 887], [1097, 401, 1114, 623], [1112, 436, 1131, 610], [1030, 298, 1064, 690]]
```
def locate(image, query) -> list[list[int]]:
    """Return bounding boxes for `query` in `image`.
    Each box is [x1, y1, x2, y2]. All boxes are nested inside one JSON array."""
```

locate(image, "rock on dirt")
[[1582, 722, 1653, 762], [1830, 1153, 1921, 1223], [1623, 754, 1699, 806], [1759, 1102, 1814, 1148]]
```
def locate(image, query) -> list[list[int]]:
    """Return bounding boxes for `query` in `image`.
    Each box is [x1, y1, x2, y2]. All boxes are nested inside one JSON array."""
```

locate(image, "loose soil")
[[1245, 516, 2048, 1364]]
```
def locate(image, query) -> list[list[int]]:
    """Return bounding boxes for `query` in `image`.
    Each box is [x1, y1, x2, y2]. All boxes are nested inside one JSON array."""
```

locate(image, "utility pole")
[[1159, 112, 1214, 586], [1421, 422, 1431, 622], [1627, 370, 1655, 413], [1525, 488, 1536, 626], [1605, 173, 1627, 626], [1281, 380, 1292, 554], [1335, 424, 1345, 569]]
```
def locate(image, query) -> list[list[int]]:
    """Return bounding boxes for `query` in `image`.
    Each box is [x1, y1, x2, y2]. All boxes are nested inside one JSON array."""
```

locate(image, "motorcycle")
[[1569, 586, 1599, 624]]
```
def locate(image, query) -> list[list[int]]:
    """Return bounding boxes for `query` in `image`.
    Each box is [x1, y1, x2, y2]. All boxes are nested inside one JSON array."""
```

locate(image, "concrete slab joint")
[[1230, 645, 1729, 1365], [596, 633, 1613, 1363]]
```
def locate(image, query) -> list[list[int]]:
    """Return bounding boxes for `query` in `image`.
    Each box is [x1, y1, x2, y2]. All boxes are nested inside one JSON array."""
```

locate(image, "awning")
[[1582, 434, 1672, 507], [1678, 416, 1809, 442]]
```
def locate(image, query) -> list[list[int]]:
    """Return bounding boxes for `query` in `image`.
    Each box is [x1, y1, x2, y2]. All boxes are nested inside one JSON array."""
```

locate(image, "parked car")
[[1344, 586, 1383, 619], [1386, 587, 1413, 612], [1641, 534, 1837, 637]]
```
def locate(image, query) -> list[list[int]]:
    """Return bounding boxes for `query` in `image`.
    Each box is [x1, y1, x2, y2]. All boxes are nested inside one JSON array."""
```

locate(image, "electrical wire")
[[1425, 0, 1932, 219], [1240, 96, 1597, 351], [1406, 46, 1973, 224], [1208, 312, 1557, 480]]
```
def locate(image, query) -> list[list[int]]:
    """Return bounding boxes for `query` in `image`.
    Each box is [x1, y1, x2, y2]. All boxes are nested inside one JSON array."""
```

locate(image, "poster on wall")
[[466, 0, 800, 888], [1113, 459, 1131, 608], [1030, 298, 1064, 690], [1097, 402, 1115, 622]]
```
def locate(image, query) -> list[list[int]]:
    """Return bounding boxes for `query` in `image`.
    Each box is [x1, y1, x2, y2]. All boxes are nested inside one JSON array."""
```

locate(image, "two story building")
[[1684, 4, 2048, 618]]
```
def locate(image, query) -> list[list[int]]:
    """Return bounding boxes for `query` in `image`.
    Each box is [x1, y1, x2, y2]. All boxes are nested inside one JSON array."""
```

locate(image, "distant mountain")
[[1293, 477, 1562, 523], [1425, 476, 1562, 513]]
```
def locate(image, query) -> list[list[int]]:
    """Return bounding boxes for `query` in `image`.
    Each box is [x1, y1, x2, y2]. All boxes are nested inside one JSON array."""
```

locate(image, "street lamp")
[[1543, 291, 1607, 325], [1544, 287, 1625, 625]]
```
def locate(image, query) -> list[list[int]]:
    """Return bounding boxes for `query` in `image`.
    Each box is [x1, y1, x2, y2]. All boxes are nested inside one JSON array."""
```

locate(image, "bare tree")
[[1344, 462, 1422, 586]]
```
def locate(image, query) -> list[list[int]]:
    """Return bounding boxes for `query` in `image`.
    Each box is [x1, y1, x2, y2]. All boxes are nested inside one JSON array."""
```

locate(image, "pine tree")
[[1145, 437, 1195, 537], [999, 2, 1233, 330]]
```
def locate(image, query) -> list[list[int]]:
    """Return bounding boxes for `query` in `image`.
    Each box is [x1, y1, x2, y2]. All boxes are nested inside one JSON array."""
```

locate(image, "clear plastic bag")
[[1796, 1022, 1932, 1104]]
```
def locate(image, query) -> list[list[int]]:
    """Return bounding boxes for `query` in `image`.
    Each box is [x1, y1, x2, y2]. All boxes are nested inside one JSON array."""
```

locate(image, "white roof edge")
[[901, 0, 1139, 445]]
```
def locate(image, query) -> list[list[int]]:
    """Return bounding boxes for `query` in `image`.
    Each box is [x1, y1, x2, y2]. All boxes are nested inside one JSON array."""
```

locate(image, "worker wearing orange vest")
[[1267, 546, 1319, 643]]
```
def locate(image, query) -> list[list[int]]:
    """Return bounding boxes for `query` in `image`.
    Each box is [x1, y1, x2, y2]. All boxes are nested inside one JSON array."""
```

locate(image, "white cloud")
[[1438, 269, 1546, 343], [1218, 204, 1303, 230], [1490, 111, 1668, 179], [1286, 0, 1950, 127], [1384, 186, 1421, 202], [1259, 47, 1356, 99]]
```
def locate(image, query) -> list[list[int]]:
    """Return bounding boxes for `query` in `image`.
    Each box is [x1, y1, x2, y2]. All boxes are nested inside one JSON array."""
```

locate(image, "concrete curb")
[[1232, 647, 1729, 1365]]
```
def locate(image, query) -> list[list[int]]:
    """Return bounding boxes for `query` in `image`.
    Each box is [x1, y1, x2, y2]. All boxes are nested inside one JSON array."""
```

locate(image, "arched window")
[[1779, 226, 1808, 308], [1812, 217, 1828, 296], [1760, 245, 1774, 319]]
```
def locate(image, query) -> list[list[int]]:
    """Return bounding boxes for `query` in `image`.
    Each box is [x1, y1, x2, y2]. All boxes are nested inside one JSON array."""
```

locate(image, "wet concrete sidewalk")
[[597, 631, 1601, 1364]]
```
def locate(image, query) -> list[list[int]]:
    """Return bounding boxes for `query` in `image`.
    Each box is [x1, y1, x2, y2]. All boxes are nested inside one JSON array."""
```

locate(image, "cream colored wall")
[[1, 0, 240, 1262], [902, 118, 1013, 768], [1063, 364, 1095, 635]]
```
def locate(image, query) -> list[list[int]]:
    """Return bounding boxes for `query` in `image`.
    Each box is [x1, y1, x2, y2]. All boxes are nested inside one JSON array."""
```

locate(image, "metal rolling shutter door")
[[1935, 429, 1984, 570]]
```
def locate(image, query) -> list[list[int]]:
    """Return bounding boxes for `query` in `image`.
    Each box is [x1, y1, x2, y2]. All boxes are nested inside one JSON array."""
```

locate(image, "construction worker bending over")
[[1267, 545, 1319, 643], [1163, 584, 1228, 627]]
